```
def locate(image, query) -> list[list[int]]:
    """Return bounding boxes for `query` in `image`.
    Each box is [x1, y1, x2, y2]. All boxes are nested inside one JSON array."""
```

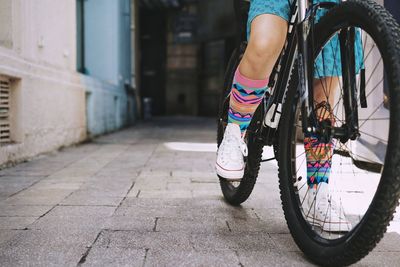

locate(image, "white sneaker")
[[305, 183, 352, 232], [216, 123, 248, 181]]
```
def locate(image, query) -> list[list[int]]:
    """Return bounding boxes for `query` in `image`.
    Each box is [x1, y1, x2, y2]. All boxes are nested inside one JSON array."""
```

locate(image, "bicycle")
[[217, 0, 400, 265]]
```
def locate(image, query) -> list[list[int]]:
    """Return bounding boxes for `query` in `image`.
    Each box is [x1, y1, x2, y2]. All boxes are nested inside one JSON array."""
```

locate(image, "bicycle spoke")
[[363, 43, 376, 63], [359, 100, 385, 129], [365, 58, 383, 88], [358, 130, 388, 144]]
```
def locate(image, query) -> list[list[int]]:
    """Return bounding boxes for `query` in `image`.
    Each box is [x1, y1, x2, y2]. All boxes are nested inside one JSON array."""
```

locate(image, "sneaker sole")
[[215, 163, 244, 181]]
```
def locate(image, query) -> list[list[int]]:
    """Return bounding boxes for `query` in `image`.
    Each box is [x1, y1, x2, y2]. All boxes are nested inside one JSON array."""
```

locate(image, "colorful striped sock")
[[228, 68, 269, 136], [305, 102, 334, 188], [304, 134, 333, 187]]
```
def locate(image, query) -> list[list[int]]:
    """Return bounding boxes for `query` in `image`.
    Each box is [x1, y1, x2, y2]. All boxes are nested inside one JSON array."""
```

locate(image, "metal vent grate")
[[0, 76, 11, 144]]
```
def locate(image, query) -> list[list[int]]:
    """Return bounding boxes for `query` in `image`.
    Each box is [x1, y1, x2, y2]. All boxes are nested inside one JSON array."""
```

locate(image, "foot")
[[306, 183, 352, 232], [216, 123, 248, 181]]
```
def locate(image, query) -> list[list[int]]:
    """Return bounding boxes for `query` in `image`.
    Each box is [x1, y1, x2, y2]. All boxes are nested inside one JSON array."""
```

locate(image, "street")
[[0, 117, 399, 266]]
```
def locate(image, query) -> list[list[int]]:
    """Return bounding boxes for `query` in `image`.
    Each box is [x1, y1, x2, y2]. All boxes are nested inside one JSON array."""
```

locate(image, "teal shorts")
[[247, 0, 363, 77]]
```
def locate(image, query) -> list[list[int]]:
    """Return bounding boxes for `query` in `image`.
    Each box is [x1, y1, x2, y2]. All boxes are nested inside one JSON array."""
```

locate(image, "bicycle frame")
[[260, 0, 343, 147]]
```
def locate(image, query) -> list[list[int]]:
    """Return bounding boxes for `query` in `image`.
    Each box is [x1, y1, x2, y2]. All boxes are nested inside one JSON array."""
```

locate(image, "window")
[[77, 0, 86, 73], [0, 0, 13, 48], [0, 76, 11, 144]]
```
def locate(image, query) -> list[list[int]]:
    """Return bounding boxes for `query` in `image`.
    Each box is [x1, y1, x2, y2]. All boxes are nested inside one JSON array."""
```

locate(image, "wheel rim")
[[290, 25, 390, 241]]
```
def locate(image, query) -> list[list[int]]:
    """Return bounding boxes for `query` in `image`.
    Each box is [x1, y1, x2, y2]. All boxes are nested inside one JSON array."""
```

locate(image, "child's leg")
[[305, 77, 339, 188], [228, 14, 288, 135], [240, 15, 288, 79]]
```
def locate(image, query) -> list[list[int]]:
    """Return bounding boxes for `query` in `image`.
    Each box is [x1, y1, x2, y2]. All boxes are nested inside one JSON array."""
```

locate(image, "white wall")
[[0, 0, 136, 166], [19, 0, 77, 70]]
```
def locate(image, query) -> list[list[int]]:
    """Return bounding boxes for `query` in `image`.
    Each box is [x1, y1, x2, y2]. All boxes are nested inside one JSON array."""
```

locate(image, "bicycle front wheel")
[[278, 1, 400, 266]]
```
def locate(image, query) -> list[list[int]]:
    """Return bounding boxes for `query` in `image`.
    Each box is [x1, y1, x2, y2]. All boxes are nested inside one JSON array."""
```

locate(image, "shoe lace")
[[220, 132, 248, 161]]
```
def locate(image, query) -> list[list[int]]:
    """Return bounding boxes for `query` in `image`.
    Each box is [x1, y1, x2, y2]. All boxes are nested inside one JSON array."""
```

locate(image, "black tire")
[[217, 43, 265, 206], [278, 1, 400, 266]]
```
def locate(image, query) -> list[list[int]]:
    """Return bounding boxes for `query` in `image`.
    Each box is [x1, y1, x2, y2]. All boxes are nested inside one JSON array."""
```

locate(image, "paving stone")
[[172, 170, 216, 179], [0, 239, 88, 266], [28, 181, 83, 190], [0, 175, 39, 183], [237, 251, 315, 267], [167, 176, 192, 184], [248, 206, 285, 219], [126, 188, 140, 198], [270, 234, 300, 252], [46, 149, 124, 178], [138, 190, 192, 199], [166, 182, 192, 191], [3, 228, 100, 248], [192, 189, 223, 199], [43, 175, 93, 183], [0, 217, 37, 230], [2, 188, 75, 205], [0, 205, 53, 217], [45, 205, 116, 218], [132, 176, 169, 191], [60, 191, 123, 206], [95, 230, 193, 251], [0, 230, 24, 246], [77, 180, 134, 198], [82, 247, 146, 267], [0, 176, 43, 195], [0, 163, 61, 177], [248, 183, 281, 198], [191, 232, 276, 252], [1, 117, 399, 266], [57, 143, 101, 155], [227, 217, 274, 233], [115, 202, 257, 220], [0, 229, 100, 266], [190, 182, 220, 191], [103, 216, 155, 232], [121, 197, 228, 208], [95, 168, 139, 179], [228, 208, 289, 234], [46, 167, 99, 180], [373, 232, 400, 252], [138, 170, 171, 178], [356, 252, 400, 266], [246, 194, 286, 212], [30, 215, 106, 231], [145, 249, 240, 267], [0, 185, 31, 199], [156, 217, 229, 233]]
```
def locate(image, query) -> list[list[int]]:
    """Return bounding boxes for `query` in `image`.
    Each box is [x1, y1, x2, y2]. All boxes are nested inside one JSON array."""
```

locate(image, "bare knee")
[[248, 35, 285, 63], [240, 15, 288, 78]]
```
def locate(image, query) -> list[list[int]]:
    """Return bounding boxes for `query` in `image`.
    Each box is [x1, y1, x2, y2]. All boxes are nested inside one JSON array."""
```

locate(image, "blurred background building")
[[0, 0, 398, 166], [139, 0, 236, 117]]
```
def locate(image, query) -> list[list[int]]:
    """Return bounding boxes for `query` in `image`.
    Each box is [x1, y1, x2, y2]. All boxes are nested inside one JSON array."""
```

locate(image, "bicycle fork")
[[297, 1, 361, 142]]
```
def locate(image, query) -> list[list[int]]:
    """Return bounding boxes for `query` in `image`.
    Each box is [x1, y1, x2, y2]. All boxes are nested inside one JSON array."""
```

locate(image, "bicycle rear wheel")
[[217, 43, 265, 206], [278, 1, 400, 265]]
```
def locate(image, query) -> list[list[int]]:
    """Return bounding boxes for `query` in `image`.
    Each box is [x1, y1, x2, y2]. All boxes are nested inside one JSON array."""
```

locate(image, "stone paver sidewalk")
[[0, 117, 399, 266]]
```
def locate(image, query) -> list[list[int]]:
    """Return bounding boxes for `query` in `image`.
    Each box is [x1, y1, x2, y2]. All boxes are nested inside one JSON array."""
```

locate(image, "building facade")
[[0, 0, 137, 166]]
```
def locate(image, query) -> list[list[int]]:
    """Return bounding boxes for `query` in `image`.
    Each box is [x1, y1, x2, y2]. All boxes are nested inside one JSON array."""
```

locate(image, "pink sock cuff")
[[235, 68, 269, 89]]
